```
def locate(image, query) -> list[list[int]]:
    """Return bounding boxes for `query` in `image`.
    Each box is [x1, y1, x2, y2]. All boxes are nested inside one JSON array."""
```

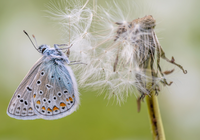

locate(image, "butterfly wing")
[[7, 57, 44, 120], [32, 59, 79, 120]]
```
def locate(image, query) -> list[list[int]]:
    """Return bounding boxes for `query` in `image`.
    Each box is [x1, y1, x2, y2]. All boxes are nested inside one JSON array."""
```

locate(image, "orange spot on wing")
[[72, 95, 74, 98], [42, 106, 46, 110], [29, 107, 33, 110], [66, 98, 69, 101], [69, 97, 73, 101], [60, 102, 66, 107], [53, 106, 59, 111], [33, 94, 36, 98], [47, 108, 52, 112], [36, 100, 40, 104]]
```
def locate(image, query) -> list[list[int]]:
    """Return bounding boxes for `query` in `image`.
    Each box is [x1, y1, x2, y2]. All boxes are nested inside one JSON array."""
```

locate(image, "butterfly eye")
[[41, 48, 46, 53]]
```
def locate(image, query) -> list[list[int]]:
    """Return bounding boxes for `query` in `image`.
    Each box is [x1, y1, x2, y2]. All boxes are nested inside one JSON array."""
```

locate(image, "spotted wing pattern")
[[7, 58, 43, 120], [32, 59, 79, 120]]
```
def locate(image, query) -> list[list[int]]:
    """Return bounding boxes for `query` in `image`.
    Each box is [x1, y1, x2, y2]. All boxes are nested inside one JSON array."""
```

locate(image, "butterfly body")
[[7, 44, 79, 120]]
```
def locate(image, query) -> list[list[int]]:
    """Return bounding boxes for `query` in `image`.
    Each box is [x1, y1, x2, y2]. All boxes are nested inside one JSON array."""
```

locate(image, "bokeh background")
[[0, 0, 199, 140]]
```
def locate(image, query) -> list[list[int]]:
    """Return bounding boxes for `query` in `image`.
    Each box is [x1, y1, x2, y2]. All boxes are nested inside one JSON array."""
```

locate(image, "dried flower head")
[[48, 1, 187, 104], [79, 3, 187, 104]]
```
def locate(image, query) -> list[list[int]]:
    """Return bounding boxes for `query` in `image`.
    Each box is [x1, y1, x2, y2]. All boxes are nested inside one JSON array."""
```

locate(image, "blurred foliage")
[[0, 0, 200, 140]]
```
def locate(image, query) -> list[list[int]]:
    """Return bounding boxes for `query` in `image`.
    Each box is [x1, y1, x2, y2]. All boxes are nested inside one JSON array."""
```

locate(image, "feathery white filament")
[[47, 0, 181, 104]]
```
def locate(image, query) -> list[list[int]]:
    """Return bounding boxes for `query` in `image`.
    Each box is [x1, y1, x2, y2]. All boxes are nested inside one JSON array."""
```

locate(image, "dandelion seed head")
[[47, 0, 186, 104], [70, 1, 167, 103]]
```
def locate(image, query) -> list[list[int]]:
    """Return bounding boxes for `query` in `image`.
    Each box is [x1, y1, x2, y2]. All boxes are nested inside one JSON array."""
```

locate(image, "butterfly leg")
[[54, 44, 73, 57]]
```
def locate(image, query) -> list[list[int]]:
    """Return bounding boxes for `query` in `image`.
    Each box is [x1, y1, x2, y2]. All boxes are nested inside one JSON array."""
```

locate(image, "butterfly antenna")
[[32, 34, 39, 48], [23, 30, 38, 51]]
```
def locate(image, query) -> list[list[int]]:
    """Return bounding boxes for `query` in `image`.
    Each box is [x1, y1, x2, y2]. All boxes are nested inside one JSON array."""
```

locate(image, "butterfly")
[[7, 31, 80, 120]]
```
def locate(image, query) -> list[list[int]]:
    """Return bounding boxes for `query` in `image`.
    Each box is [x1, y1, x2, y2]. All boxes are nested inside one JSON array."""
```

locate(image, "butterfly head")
[[38, 44, 50, 54]]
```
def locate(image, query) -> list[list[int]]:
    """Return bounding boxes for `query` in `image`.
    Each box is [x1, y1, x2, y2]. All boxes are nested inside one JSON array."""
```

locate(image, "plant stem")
[[145, 93, 166, 140]]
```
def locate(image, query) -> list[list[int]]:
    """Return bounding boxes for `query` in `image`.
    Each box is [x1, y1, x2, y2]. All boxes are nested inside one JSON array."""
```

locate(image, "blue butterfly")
[[7, 31, 80, 120]]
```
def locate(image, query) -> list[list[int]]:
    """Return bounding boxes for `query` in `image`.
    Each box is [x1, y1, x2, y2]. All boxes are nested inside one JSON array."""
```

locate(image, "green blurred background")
[[0, 0, 199, 140]]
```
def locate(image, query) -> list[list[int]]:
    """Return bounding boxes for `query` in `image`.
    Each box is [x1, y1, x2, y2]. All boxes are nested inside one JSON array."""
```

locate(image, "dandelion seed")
[[45, 0, 93, 47]]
